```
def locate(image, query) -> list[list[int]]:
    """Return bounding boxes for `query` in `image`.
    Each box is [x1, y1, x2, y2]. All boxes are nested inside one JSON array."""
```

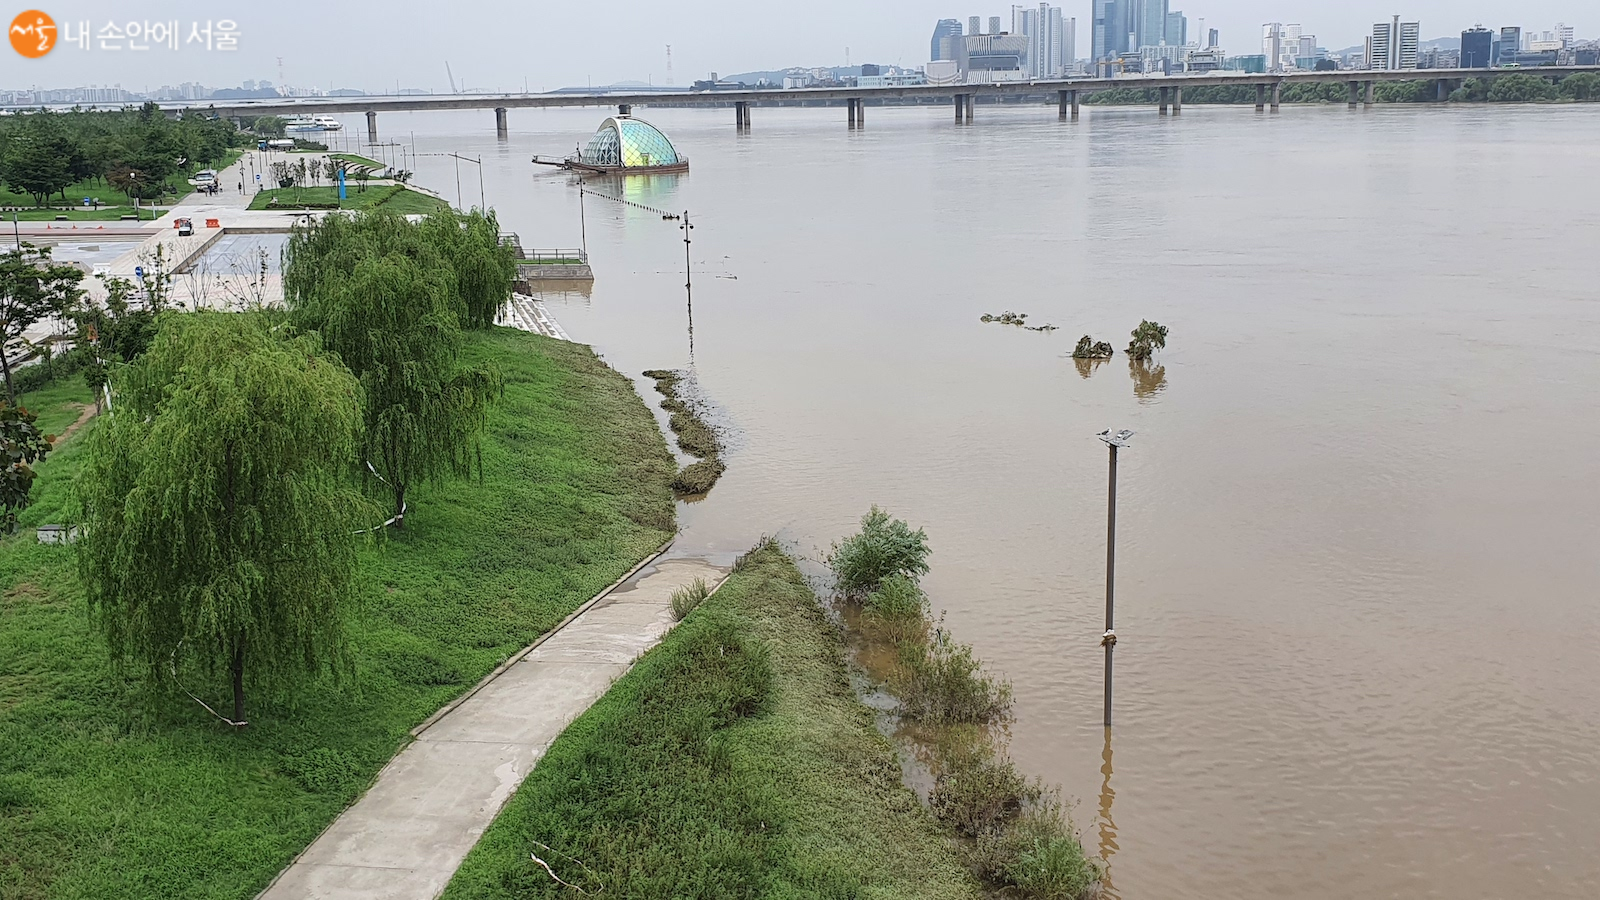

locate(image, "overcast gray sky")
[[6, 1, 1590, 93]]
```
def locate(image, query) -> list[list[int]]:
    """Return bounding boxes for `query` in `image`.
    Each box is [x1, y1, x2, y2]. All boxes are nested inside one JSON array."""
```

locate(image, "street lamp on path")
[[1098, 428, 1134, 728]]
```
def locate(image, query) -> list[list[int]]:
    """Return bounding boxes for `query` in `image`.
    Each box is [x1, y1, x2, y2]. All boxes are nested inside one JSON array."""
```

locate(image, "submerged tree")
[[78, 312, 368, 725], [0, 244, 85, 402], [1071, 335, 1114, 359], [283, 212, 501, 524], [1126, 320, 1169, 361]]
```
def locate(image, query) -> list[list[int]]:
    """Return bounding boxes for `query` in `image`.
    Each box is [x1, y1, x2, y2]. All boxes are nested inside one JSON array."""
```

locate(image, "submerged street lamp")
[[1098, 428, 1134, 727]]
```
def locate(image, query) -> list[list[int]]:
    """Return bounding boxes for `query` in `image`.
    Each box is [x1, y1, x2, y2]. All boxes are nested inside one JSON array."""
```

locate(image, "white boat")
[[284, 115, 343, 133]]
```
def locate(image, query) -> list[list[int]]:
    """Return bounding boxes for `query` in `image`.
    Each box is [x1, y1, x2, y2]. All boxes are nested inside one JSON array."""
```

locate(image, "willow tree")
[[421, 208, 518, 329], [283, 212, 500, 525], [77, 312, 368, 725]]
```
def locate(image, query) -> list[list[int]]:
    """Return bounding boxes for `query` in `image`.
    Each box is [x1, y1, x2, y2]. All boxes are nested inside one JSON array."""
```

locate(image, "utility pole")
[[577, 181, 587, 256], [680, 210, 694, 358], [1098, 429, 1133, 727]]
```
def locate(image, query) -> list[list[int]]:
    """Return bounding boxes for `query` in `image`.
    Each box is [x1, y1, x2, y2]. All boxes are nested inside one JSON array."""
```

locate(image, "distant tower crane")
[[665, 45, 674, 86]]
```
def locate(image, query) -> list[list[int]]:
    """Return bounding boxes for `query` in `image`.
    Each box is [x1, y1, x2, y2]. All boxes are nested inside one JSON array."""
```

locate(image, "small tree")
[[78, 312, 368, 724], [0, 245, 85, 402], [827, 506, 932, 599], [1125, 320, 1168, 361], [0, 401, 54, 531]]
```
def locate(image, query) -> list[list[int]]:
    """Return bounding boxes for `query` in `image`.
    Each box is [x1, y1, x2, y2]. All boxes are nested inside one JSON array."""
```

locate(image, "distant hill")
[[722, 66, 866, 85], [1333, 35, 1461, 57]]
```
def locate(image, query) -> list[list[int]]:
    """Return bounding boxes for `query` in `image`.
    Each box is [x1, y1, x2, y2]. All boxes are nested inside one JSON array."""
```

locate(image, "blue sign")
[[83, 197, 90, 207], [338, 167, 346, 201], [134, 266, 144, 280]]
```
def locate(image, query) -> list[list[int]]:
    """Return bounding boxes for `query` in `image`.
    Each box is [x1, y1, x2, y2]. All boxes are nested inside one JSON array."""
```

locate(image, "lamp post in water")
[[1098, 429, 1133, 727]]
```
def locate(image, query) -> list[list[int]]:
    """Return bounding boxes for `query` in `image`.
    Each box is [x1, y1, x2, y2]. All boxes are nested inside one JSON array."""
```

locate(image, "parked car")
[[176, 217, 194, 236]]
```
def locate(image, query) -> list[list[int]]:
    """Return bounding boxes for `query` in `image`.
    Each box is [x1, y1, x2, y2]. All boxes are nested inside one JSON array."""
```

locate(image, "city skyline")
[[1, 1, 1593, 95]]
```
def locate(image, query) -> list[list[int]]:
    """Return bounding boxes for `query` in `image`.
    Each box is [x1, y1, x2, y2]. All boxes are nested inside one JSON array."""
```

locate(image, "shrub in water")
[[895, 624, 1013, 724], [930, 751, 1041, 837], [827, 506, 931, 599], [1125, 319, 1168, 361], [862, 572, 930, 645], [972, 797, 1101, 900], [671, 458, 725, 496], [670, 577, 711, 621]]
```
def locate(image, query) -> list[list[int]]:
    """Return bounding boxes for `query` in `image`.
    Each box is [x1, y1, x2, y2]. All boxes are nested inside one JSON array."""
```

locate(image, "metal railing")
[[522, 248, 588, 264]]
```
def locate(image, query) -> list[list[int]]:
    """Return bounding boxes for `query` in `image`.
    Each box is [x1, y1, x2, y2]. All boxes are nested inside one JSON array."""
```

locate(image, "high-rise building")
[[931, 19, 964, 61], [1011, 4, 1074, 77], [1165, 11, 1186, 48], [1557, 23, 1575, 47], [1370, 17, 1419, 69], [1496, 27, 1521, 65], [1136, 0, 1168, 48], [1461, 26, 1492, 68], [1398, 21, 1419, 68], [990, 16, 1003, 35], [1262, 23, 1284, 71], [970, 16, 983, 37], [1208, 28, 1219, 49]]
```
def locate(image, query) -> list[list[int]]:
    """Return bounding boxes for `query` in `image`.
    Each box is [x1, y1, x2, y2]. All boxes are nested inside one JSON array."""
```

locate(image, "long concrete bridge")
[[201, 67, 1600, 142]]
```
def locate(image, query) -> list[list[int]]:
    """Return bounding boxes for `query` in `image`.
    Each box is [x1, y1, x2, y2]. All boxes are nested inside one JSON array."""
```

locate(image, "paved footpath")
[[259, 554, 728, 899]]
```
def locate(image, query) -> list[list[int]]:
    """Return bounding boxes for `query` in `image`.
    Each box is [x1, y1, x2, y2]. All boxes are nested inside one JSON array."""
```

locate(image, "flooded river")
[[384, 102, 1600, 898]]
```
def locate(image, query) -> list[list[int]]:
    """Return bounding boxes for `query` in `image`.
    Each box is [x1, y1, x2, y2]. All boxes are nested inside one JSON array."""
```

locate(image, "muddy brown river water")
[[379, 101, 1600, 898]]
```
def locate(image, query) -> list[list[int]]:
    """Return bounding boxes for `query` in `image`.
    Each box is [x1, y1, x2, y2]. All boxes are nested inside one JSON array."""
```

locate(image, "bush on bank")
[[826, 508, 1100, 898]]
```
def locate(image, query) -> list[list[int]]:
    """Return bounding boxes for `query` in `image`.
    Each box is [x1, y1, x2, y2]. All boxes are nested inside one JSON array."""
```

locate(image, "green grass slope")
[[443, 541, 981, 900], [0, 328, 675, 899]]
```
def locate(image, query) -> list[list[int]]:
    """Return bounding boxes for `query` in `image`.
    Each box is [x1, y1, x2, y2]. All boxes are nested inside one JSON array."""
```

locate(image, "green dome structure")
[[572, 115, 688, 174]]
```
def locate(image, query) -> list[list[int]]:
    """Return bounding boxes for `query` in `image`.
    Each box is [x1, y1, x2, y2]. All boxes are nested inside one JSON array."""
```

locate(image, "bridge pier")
[[848, 98, 857, 127], [734, 101, 750, 130], [856, 99, 865, 126], [1270, 82, 1282, 112], [494, 107, 508, 140], [1159, 86, 1170, 115], [1348, 81, 1360, 108], [365, 110, 378, 144], [966, 93, 975, 121], [955, 94, 965, 123], [1364, 81, 1375, 107], [1255, 84, 1266, 112], [1172, 86, 1183, 114], [1072, 89, 1080, 119], [1435, 79, 1450, 102], [618, 103, 632, 116], [1057, 89, 1069, 120]]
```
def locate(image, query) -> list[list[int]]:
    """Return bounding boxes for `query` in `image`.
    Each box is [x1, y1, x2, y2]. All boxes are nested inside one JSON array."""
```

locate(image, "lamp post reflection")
[[1096, 725, 1121, 898]]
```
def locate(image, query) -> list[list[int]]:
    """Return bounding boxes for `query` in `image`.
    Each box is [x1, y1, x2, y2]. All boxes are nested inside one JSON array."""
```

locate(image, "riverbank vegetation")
[[642, 369, 727, 496], [247, 184, 448, 213], [828, 507, 1102, 899], [1084, 72, 1600, 106], [0, 103, 243, 209], [0, 328, 676, 898], [442, 539, 982, 900]]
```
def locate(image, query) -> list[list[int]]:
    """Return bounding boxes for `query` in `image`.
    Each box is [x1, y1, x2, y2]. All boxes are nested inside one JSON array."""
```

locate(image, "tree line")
[[1, 207, 518, 723], [0, 102, 244, 207], [1083, 72, 1600, 106]]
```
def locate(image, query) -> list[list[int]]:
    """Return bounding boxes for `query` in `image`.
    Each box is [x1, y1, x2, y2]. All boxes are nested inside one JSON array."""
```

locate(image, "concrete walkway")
[[258, 554, 727, 900]]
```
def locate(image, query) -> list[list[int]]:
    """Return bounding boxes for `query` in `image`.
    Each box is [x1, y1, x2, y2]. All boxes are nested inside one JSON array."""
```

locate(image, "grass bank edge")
[[442, 540, 982, 900], [0, 327, 676, 899]]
